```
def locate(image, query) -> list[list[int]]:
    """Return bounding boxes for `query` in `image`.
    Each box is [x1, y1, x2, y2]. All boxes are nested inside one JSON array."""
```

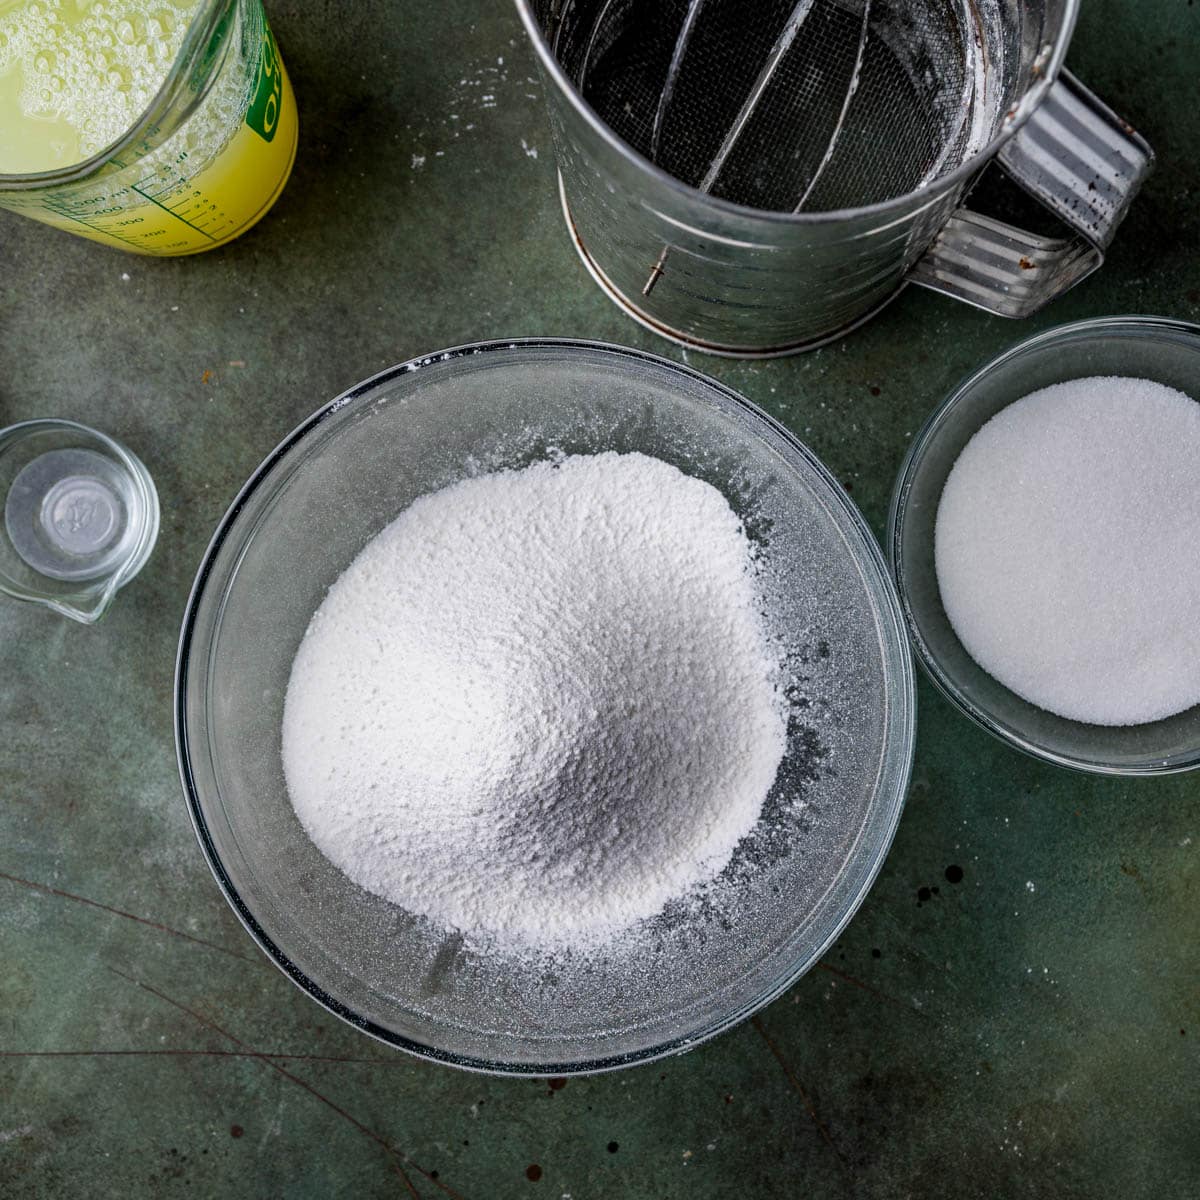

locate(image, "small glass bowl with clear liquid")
[[0, 420, 159, 623]]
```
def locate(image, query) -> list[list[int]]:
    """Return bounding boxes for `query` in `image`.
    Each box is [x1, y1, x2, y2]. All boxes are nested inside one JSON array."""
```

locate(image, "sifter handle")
[[908, 71, 1154, 318]]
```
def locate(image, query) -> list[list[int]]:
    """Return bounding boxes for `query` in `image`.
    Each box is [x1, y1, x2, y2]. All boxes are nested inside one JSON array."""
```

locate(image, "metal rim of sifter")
[[515, 0, 1081, 225]]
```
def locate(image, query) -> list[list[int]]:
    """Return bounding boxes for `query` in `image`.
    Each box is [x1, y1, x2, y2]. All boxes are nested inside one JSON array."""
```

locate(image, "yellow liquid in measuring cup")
[[0, 0, 297, 254]]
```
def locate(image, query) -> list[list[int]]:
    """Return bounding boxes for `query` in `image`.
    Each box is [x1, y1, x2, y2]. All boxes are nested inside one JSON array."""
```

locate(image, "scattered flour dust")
[[282, 452, 787, 954]]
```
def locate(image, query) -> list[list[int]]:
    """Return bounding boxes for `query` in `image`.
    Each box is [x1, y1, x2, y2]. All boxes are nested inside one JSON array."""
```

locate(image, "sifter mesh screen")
[[552, 0, 993, 213]]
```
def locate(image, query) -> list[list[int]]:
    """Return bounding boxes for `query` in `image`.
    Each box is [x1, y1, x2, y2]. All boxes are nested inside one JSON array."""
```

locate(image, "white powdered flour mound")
[[282, 451, 787, 953]]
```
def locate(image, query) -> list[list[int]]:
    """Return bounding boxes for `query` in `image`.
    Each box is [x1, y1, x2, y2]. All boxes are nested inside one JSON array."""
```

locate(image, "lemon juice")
[[0, 0, 297, 253], [0, 0, 198, 173]]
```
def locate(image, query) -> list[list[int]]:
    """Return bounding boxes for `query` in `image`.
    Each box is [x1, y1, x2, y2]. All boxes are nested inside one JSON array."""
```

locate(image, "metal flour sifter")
[[517, 0, 1154, 356]]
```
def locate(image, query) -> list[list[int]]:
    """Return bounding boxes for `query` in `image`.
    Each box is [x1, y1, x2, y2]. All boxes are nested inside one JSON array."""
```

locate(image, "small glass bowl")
[[0, 419, 159, 624], [888, 316, 1200, 776]]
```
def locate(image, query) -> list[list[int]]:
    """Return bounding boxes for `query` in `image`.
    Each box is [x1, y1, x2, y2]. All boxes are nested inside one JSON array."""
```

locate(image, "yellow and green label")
[[245, 25, 285, 145]]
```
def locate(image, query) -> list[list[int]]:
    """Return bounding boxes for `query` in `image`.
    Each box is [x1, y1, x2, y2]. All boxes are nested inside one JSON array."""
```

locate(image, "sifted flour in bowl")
[[282, 451, 787, 954]]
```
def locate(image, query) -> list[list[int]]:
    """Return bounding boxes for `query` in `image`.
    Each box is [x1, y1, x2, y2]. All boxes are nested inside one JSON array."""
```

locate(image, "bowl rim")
[[175, 337, 917, 1075], [887, 314, 1200, 777]]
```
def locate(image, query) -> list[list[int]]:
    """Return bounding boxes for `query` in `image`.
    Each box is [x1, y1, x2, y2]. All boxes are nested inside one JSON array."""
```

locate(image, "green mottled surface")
[[1, 2, 1197, 1196]]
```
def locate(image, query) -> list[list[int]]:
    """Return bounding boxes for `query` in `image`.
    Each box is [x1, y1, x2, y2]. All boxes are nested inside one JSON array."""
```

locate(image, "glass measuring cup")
[[0, 0, 297, 255], [0, 419, 159, 622]]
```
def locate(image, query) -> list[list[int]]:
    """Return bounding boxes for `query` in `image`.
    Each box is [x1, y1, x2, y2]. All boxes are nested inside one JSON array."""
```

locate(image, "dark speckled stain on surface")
[[1, 2, 1199, 1198]]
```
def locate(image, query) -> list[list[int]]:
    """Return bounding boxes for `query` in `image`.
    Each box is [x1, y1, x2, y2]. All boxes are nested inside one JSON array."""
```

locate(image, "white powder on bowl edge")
[[282, 451, 788, 954], [935, 375, 1200, 726]]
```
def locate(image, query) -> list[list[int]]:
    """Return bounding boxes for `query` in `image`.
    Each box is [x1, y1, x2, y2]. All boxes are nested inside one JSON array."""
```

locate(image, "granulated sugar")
[[282, 452, 787, 953], [935, 376, 1200, 726]]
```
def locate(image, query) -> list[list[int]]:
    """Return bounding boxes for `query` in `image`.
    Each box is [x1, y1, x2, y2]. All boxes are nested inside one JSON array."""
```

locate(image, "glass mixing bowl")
[[177, 339, 915, 1074], [888, 316, 1200, 776]]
